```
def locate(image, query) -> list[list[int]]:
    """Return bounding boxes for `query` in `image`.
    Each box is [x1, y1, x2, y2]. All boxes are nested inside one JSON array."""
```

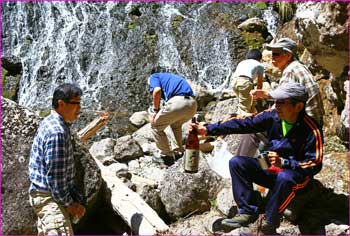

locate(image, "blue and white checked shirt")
[[29, 111, 76, 207]]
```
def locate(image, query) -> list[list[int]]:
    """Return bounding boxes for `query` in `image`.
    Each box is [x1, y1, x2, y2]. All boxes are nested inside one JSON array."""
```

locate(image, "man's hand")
[[150, 112, 158, 124], [267, 151, 282, 167], [66, 202, 85, 219], [250, 89, 269, 100], [189, 122, 207, 136]]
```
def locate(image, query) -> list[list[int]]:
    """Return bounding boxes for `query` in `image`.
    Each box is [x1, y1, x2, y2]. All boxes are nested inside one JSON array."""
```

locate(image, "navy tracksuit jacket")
[[206, 109, 323, 227]]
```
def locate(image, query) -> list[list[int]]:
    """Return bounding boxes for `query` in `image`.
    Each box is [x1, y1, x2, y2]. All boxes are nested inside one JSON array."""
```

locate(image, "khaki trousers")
[[29, 191, 74, 236], [232, 76, 256, 115], [151, 96, 197, 156]]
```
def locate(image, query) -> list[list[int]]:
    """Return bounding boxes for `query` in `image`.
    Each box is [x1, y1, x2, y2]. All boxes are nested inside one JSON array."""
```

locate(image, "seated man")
[[191, 82, 323, 234]]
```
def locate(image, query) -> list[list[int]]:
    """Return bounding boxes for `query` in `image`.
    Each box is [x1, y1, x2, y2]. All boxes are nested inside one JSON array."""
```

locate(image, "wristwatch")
[[281, 158, 290, 168]]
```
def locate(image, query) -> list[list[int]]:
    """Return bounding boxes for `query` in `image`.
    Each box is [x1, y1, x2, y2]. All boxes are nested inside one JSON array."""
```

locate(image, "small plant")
[[171, 15, 185, 30], [209, 199, 217, 208], [128, 22, 136, 30], [39, 109, 51, 118], [255, 2, 268, 10]]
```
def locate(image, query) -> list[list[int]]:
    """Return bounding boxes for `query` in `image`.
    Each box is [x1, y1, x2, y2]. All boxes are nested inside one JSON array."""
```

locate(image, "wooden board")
[[93, 158, 169, 235]]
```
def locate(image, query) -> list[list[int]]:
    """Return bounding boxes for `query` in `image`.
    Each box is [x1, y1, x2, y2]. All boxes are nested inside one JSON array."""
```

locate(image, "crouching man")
[[190, 82, 323, 234]]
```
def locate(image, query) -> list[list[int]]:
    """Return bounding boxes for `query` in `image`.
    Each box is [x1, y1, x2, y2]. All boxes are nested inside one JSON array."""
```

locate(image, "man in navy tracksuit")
[[191, 82, 323, 234]]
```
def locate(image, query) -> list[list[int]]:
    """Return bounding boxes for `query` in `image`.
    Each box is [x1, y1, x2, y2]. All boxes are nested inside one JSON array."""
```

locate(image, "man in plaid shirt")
[[29, 83, 85, 235]]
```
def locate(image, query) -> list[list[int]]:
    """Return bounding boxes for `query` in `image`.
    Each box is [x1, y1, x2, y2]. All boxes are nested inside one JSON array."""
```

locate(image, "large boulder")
[[295, 2, 349, 77], [159, 159, 222, 220], [337, 80, 349, 143], [1, 97, 102, 234]]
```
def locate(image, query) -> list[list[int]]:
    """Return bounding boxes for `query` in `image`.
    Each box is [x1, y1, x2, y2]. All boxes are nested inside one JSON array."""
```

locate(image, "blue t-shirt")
[[148, 73, 194, 101]]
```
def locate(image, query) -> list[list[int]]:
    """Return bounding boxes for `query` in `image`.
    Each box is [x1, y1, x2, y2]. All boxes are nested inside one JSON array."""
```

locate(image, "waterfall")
[[262, 6, 279, 38], [3, 1, 263, 114]]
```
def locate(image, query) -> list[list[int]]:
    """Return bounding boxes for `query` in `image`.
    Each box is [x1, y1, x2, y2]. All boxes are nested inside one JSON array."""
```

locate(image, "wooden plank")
[[77, 113, 109, 142], [93, 158, 169, 235]]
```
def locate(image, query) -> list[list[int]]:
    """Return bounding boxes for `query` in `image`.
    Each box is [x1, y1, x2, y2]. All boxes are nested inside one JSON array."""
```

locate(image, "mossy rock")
[[2, 68, 21, 100], [171, 15, 185, 30], [241, 31, 265, 49]]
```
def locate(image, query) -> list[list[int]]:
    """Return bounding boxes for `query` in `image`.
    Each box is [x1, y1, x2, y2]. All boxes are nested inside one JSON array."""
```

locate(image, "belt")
[[184, 95, 195, 99], [239, 75, 253, 81]]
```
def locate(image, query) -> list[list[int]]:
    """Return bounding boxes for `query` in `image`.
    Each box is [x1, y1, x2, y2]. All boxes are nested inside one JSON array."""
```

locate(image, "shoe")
[[173, 152, 183, 161], [162, 155, 175, 166], [154, 154, 175, 166], [221, 214, 258, 229], [259, 220, 277, 235]]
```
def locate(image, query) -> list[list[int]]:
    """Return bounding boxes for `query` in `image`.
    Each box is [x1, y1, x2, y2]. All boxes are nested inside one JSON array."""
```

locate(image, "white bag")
[[206, 140, 233, 178]]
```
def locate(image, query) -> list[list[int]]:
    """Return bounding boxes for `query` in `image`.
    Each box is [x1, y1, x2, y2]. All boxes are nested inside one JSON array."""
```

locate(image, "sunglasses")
[[272, 52, 282, 57], [274, 100, 292, 105]]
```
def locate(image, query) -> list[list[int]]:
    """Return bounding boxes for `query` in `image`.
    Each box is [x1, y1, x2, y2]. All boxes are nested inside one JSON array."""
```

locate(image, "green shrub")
[[256, 2, 268, 9], [241, 32, 264, 49]]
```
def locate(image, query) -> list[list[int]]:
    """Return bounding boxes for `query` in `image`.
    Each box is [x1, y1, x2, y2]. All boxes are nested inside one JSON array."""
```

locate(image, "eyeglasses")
[[274, 100, 292, 105], [66, 101, 81, 105]]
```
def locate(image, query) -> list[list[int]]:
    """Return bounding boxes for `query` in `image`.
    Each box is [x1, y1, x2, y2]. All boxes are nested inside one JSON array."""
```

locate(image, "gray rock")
[[114, 135, 143, 162], [337, 80, 349, 143], [204, 98, 238, 123], [159, 159, 222, 220], [89, 138, 116, 158], [238, 17, 270, 39], [215, 183, 237, 217], [129, 111, 149, 128]]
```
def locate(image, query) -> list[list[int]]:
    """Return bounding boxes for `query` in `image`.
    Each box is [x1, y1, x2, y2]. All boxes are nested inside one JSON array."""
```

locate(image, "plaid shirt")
[[29, 111, 76, 207], [279, 60, 325, 126]]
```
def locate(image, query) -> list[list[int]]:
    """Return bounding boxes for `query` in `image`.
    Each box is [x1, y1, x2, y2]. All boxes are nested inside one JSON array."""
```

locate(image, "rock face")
[[295, 2, 349, 77], [1, 98, 102, 234], [2, 2, 266, 139]]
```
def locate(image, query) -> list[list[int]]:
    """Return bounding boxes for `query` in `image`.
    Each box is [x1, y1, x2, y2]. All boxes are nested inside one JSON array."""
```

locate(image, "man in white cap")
[[236, 37, 325, 158], [190, 82, 323, 234]]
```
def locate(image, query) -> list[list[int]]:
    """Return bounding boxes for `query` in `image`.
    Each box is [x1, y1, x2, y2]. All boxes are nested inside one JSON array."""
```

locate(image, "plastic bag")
[[206, 140, 233, 178]]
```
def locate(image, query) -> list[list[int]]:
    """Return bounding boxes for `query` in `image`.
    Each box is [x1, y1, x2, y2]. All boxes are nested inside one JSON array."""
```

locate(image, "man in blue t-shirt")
[[148, 72, 197, 165]]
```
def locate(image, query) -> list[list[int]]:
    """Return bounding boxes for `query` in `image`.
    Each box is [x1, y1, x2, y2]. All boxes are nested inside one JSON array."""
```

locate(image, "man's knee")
[[229, 156, 246, 169], [276, 171, 295, 185]]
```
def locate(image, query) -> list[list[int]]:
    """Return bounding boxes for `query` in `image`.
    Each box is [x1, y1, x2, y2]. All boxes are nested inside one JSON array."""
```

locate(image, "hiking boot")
[[222, 214, 258, 229], [154, 154, 175, 165], [259, 220, 277, 235]]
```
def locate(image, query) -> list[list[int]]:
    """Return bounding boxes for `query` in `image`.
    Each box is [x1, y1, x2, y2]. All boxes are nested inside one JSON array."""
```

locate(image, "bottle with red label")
[[184, 117, 200, 173]]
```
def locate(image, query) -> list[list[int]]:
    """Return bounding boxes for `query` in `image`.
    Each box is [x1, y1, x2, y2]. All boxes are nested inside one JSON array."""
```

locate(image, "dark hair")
[[52, 83, 82, 109], [151, 66, 166, 74], [246, 49, 262, 61]]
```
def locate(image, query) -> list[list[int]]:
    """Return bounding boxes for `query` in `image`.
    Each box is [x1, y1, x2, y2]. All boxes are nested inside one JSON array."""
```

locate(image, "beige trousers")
[[232, 76, 256, 115], [151, 96, 197, 156], [29, 191, 74, 236]]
